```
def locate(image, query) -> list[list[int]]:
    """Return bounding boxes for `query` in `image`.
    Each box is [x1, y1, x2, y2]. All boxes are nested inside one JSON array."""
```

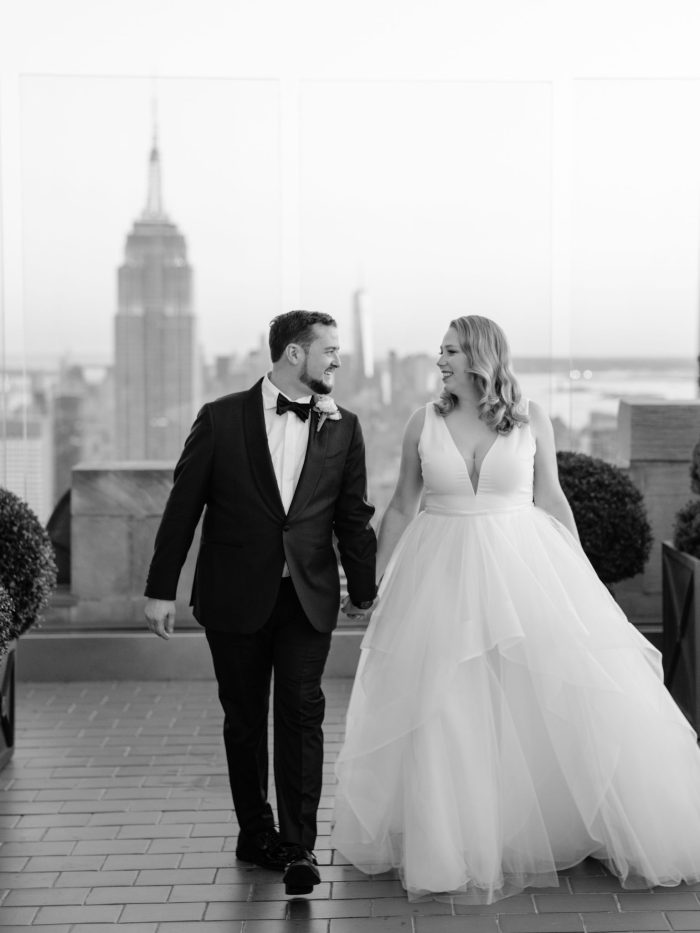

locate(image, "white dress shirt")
[[261, 373, 312, 513]]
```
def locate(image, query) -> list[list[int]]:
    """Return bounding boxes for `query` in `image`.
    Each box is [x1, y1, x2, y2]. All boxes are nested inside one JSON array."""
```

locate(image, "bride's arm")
[[376, 408, 426, 582], [530, 401, 580, 541]]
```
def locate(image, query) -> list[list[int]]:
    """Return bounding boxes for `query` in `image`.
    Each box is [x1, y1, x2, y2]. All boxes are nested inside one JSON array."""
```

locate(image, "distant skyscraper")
[[0, 370, 53, 520], [52, 364, 86, 500], [1, 418, 53, 523], [351, 288, 375, 385], [114, 134, 198, 461]]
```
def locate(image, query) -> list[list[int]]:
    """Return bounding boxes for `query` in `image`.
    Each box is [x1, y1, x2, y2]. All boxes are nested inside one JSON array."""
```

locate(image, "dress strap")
[[418, 401, 440, 454]]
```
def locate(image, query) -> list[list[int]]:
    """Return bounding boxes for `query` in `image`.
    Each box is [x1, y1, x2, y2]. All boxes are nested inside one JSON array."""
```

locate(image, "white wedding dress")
[[331, 402, 700, 903]]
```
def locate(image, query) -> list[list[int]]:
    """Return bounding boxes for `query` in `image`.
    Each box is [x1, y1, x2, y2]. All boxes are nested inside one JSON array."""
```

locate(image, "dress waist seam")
[[423, 503, 533, 517]]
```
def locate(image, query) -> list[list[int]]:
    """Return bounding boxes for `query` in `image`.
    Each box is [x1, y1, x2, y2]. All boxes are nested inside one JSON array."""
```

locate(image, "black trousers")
[[205, 578, 332, 849]]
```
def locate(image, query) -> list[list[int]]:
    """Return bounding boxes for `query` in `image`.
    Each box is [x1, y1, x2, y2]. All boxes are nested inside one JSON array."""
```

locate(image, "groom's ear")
[[285, 343, 304, 366]]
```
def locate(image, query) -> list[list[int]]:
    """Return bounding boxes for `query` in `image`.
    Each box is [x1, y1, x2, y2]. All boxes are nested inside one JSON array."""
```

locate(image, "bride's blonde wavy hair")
[[434, 315, 528, 434]]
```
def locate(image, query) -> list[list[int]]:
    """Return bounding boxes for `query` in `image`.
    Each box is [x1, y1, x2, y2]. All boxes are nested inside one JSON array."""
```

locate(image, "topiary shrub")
[[0, 488, 57, 654], [556, 451, 653, 585], [672, 439, 700, 557], [0, 586, 14, 660], [690, 439, 700, 495], [673, 499, 700, 559]]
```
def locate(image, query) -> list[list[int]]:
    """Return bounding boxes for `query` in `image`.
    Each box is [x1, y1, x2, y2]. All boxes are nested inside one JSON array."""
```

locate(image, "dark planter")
[[662, 541, 700, 731], [0, 641, 16, 771]]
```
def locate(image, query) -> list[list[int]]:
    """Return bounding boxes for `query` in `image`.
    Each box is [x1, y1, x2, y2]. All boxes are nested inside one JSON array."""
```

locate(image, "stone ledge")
[[72, 461, 175, 517], [16, 628, 363, 681], [617, 399, 700, 463]]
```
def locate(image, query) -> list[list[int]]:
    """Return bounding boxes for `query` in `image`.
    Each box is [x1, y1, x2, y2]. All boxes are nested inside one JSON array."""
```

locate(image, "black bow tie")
[[276, 394, 312, 422]]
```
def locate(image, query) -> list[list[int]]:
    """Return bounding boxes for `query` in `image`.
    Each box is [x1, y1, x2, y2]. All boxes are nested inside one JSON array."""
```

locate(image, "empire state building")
[[114, 137, 198, 461]]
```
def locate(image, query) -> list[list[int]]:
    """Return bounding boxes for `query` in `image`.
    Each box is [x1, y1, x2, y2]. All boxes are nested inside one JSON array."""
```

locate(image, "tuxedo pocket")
[[321, 446, 345, 462]]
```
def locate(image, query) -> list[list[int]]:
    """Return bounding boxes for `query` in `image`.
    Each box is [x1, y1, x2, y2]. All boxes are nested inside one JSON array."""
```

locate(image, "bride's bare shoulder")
[[526, 400, 554, 441], [404, 405, 430, 439]]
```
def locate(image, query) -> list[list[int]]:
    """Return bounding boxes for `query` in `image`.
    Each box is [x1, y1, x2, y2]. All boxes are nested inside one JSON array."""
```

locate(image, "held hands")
[[341, 594, 376, 620], [144, 598, 176, 639]]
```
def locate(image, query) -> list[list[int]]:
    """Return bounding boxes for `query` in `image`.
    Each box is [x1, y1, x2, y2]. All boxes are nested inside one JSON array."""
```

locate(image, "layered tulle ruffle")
[[331, 505, 700, 903]]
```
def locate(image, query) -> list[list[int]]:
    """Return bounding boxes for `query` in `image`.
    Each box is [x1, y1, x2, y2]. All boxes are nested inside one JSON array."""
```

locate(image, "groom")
[[143, 310, 377, 895]]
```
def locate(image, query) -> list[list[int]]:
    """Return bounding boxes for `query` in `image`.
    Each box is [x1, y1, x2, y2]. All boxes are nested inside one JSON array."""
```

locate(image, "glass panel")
[[18, 75, 281, 627], [1, 80, 40, 521], [571, 79, 699, 460], [20, 74, 281, 481], [299, 80, 554, 510]]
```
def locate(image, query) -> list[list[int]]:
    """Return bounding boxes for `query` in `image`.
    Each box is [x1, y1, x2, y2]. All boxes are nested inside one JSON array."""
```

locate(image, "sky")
[[2, 0, 700, 365]]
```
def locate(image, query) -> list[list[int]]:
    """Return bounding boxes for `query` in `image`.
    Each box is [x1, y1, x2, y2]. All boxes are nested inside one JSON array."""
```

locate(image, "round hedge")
[[0, 488, 56, 645], [0, 586, 14, 658], [690, 440, 700, 496], [674, 499, 700, 559], [556, 451, 652, 585]]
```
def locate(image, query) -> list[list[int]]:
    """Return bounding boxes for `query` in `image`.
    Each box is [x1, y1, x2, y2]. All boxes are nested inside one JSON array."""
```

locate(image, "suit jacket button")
[[283, 524, 290, 532]]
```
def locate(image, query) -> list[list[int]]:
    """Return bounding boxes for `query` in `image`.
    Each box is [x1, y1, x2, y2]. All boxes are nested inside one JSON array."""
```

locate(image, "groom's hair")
[[269, 310, 337, 362]]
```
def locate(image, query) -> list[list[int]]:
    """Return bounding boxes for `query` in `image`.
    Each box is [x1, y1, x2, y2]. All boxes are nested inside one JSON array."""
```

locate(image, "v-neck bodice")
[[441, 421, 499, 496], [418, 402, 535, 512]]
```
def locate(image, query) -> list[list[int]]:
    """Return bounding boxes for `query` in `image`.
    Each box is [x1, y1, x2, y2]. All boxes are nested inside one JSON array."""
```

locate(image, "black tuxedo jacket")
[[144, 379, 377, 633]]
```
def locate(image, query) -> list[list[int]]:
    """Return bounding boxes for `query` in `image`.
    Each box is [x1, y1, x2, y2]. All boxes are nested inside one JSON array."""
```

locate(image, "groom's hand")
[[341, 595, 374, 619], [144, 598, 176, 639]]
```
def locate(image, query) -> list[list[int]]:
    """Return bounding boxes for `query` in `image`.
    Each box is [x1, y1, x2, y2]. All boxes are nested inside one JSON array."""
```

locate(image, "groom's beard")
[[300, 361, 334, 395]]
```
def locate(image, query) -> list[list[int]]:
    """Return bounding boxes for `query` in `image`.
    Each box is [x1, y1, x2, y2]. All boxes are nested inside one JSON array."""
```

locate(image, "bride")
[[331, 314, 700, 904]]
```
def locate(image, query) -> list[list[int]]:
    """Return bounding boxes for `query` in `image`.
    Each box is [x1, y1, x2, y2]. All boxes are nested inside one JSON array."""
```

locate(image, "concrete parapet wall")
[[18, 627, 362, 681], [617, 399, 700, 463], [37, 460, 363, 677], [67, 461, 200, 629], [38, 401, 699, 674]]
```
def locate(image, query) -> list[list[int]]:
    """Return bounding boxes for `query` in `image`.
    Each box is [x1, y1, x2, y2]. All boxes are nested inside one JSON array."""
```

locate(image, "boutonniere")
[[313, 396, 342, 433]]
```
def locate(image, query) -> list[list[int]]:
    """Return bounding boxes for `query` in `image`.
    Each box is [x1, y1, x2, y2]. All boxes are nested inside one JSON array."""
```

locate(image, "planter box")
[[0, 641, 16, 771], [662, 541, 700, 731]]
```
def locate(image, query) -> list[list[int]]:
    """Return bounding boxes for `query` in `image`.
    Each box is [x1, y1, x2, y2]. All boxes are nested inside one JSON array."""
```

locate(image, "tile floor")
[[0, 678, 697, 932]]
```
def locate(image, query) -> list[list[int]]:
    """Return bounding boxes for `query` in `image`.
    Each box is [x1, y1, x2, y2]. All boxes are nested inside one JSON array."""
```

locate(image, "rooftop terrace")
[[0, 677, 699, 932]]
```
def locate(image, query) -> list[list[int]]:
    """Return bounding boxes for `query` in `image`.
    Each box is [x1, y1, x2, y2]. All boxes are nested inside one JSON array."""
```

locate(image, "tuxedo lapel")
[[242, 380, 286, 519], [287, 409, 329, 520]]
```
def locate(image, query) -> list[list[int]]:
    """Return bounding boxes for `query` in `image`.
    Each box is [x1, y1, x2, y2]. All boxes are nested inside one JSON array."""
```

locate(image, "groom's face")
[[299, 324, 341, 395]]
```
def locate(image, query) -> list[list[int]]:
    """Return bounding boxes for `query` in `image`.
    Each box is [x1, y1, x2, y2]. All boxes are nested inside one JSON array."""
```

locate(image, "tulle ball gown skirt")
[[331, 500, 700, 904]]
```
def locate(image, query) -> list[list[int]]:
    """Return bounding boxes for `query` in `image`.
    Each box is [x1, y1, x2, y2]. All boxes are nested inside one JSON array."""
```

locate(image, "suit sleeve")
[[144, 404, 214, 600], [333, 414, 378, 605]]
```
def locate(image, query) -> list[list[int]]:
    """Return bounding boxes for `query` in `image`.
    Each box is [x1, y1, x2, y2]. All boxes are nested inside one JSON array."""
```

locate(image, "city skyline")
[[12, 74, 700, 366], [3, 3, 700, 368]]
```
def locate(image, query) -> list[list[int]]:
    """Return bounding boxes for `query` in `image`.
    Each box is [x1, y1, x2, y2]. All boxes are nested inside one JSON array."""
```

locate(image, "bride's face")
[[437, 327, 471, 395]]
